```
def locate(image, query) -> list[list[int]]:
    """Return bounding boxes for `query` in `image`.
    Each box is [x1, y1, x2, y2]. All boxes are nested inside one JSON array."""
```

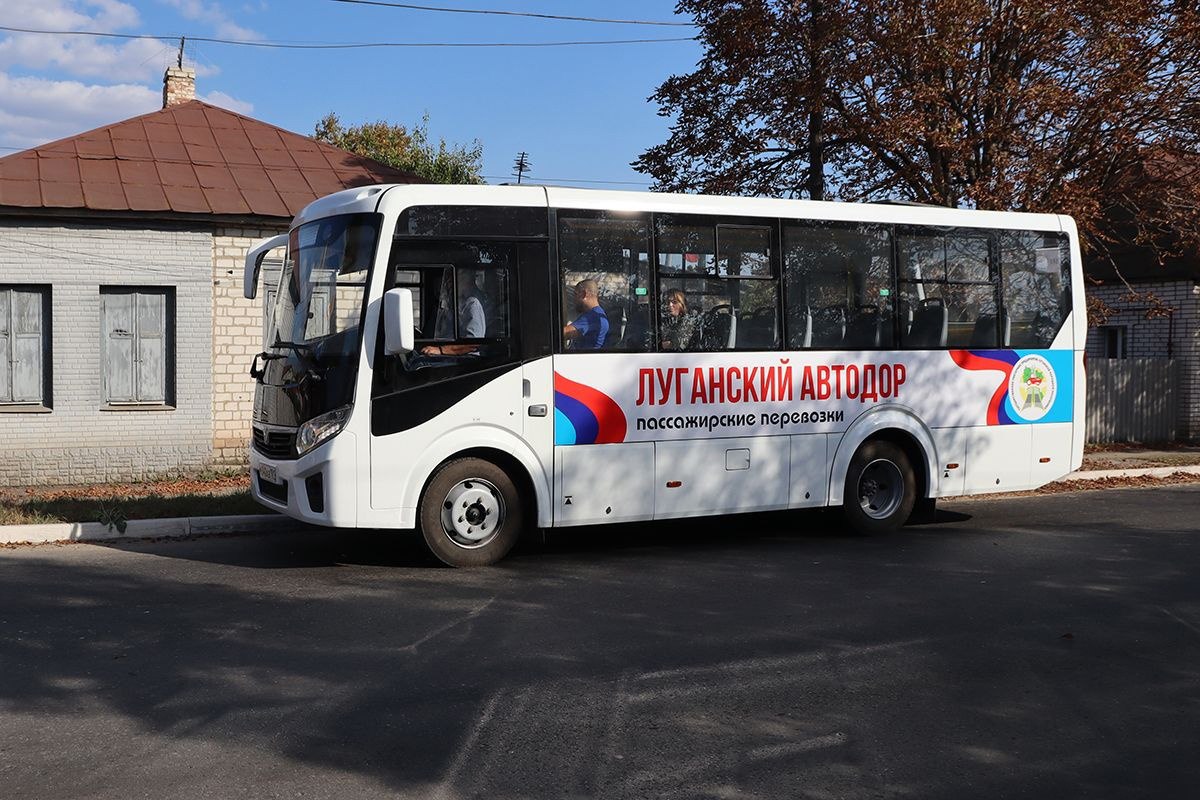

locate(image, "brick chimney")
[[163, 66, 196, 108]]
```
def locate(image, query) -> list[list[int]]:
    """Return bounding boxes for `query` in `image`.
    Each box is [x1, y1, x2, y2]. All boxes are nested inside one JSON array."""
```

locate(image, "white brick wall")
[[211, 225, 286, 463], [0, 221, 214, 485], [1085, 279, 1200, 439]]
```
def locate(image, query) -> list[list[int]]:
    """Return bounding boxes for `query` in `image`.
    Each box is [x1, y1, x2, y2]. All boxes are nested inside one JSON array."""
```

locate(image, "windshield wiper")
[[251, 337, 330, 385], [249, 336, 316, 381], [249, 349, 295, 382], [270, 337, 313, 356]]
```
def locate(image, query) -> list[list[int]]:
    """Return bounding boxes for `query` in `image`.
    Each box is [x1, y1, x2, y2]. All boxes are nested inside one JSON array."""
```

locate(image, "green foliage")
[[96, 500, 127, 534], [314, 112, 484, 185]]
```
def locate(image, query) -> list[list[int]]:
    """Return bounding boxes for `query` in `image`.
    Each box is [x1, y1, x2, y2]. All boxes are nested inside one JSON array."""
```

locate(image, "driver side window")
[[393, 264, 507, 345], [372, 241, 517, 400]]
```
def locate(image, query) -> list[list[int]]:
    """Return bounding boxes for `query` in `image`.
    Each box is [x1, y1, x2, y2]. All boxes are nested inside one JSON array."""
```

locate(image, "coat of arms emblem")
[[1008, 355, 1057, 421]]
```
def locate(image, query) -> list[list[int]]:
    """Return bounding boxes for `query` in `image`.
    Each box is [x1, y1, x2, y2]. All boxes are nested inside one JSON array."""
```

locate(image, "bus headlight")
[[295, 405, 351, 456]]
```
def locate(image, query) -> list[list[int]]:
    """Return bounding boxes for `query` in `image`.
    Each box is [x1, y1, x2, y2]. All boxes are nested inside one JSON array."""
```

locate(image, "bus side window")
[[1001, 230, 1070, 348], [898, 231, 997, 349], [783, 222, 892, 350], [557, 212, 652, 352], [655, 217, 778, 352], [392, 269, 423, 332], [374, 242, 517, 393]]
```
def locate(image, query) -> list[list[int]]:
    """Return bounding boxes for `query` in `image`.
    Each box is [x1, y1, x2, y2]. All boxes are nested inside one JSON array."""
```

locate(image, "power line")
[[0, 24, 696, 49], [329, 0, 694, 26]]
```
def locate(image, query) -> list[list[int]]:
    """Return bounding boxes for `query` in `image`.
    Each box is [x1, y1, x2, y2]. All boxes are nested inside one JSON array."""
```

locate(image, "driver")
[[422, 270, 486, 356]]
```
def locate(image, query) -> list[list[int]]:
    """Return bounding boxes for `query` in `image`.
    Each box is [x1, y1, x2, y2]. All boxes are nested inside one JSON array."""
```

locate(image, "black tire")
[[418, 457, 525, 567], [842, 440, 916, 534]]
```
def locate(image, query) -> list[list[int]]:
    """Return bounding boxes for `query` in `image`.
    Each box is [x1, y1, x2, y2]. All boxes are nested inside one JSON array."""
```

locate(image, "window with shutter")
[[102, 288, 173, 406], [1, 286, 49, 407], [0, 289, 10, 403]]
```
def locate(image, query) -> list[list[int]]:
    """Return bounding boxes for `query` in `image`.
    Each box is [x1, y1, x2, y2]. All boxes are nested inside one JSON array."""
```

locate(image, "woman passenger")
[[660, 288, 694, 350]]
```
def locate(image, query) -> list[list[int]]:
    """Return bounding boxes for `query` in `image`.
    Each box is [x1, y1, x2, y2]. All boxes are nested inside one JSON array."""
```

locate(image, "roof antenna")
[[177, 36, 186, 68]]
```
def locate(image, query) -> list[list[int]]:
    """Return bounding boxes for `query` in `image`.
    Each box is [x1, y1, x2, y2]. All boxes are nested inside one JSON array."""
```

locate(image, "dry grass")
[[0, 472, 260, 526]]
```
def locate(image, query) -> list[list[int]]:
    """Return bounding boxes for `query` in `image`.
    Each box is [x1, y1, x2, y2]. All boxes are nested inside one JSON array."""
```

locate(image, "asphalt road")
[[2, 486, 1199, 799]]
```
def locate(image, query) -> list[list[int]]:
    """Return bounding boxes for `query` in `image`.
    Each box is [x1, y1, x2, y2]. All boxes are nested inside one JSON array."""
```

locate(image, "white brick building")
[[0, 68, 420, 485], [1085, 274, 1200, 440]]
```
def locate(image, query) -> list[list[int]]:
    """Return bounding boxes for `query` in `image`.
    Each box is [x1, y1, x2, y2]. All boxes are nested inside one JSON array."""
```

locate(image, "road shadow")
[[3, 489, 1199, 798], [908, 506, 974, 526], [96, 503, 975, 571]]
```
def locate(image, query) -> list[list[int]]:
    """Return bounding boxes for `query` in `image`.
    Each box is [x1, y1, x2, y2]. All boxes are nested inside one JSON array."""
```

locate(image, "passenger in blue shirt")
[[563, 279, 609, 350]]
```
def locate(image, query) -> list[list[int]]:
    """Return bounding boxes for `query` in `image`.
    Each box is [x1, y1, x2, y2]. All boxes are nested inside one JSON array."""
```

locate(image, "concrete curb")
[[1063, 464, 1200, 481], [0, 514, 294, 546]]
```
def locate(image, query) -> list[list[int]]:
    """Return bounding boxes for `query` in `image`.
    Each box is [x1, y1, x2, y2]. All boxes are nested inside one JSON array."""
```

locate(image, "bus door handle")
[[528, 404, 548, 417]]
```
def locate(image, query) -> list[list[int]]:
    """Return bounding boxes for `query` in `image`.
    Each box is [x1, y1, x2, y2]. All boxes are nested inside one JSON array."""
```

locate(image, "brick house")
[[1084, 252, 1200, 440], [0, 67, 422, 486]]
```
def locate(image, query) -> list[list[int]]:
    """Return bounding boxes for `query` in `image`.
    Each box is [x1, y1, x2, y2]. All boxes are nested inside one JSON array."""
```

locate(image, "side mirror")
[[383, 288, 415, 355], [243, 234, 289, 300]]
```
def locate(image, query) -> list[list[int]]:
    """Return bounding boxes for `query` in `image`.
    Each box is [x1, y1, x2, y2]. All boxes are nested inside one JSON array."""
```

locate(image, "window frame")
[[781, 218, 897, 352], [371, 237, 537, 404], [651, 213, 783, 354], [998, 229, 1073, 350], [550, 209, 1074, 354], [0, 284, 52, 411], [1099, 325, 1127, 359], [99, 286, 176, 410], [554, 208, 655, 353], [894, 226, 1003, 350]]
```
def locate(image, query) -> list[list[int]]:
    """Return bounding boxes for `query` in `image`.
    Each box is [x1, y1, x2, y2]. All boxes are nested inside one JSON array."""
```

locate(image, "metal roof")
[[0, 100, 426, 220]]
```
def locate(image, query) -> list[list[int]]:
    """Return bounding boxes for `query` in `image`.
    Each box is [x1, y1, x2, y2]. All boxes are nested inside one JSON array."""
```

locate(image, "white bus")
[[243, 185, 1085, 566]]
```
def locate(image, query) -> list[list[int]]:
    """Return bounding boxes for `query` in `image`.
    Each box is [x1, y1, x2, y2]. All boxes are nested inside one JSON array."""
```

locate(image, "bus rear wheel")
[[842, 440, 916, 534], [419, 457, 524, 567]]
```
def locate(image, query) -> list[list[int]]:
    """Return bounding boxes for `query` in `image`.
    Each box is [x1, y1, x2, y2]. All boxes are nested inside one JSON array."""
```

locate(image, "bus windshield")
[[269, 213, 381, 357]]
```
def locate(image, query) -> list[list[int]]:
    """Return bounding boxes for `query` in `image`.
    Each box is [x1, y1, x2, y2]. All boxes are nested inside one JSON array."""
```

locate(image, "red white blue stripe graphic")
[[554, 372, 627, 445], [949, 349, 1020, 425]]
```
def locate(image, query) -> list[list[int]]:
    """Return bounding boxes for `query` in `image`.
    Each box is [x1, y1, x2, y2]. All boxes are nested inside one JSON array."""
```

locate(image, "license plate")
[[258, 464, 279, 484]]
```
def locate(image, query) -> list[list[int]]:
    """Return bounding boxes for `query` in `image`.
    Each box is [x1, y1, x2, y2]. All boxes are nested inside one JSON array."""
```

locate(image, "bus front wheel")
[[842, 440, 916, 534], [419, 457, 524, 567]]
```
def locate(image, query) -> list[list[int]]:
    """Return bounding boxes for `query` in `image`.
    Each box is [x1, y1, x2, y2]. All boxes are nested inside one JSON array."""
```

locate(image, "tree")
[[314, 112, 484, 184], [635, 1, 1200, 277]]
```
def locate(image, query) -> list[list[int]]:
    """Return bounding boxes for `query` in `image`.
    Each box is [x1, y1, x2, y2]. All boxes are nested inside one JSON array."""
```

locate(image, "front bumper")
[[249, 431, 358, 528]]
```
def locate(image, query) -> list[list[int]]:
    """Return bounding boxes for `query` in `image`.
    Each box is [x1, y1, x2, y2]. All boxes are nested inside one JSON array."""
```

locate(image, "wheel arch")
[[401, 425, 551, 528], [429, 446, 538, 525], [828, 405, 939, 506]]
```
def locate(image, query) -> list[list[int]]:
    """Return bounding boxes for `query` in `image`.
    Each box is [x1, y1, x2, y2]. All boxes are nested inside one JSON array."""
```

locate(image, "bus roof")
[[297, 183, 1066, 233], [541, 186, 1064, 231]]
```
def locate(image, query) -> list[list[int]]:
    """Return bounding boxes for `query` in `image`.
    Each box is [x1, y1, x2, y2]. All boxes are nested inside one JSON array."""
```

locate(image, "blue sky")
[[0, 1, 703, 187]]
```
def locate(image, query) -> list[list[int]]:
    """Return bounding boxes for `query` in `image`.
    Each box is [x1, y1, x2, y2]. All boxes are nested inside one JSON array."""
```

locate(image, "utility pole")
[[512, 151, 532, 184]]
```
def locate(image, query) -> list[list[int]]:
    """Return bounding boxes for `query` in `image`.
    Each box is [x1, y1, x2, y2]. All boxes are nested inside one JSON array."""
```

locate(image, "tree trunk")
[[806, 0, 827, 201]]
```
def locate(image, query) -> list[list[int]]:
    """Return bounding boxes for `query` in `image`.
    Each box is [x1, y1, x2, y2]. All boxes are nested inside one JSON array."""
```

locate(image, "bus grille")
[[252, 426, 295, 460]]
